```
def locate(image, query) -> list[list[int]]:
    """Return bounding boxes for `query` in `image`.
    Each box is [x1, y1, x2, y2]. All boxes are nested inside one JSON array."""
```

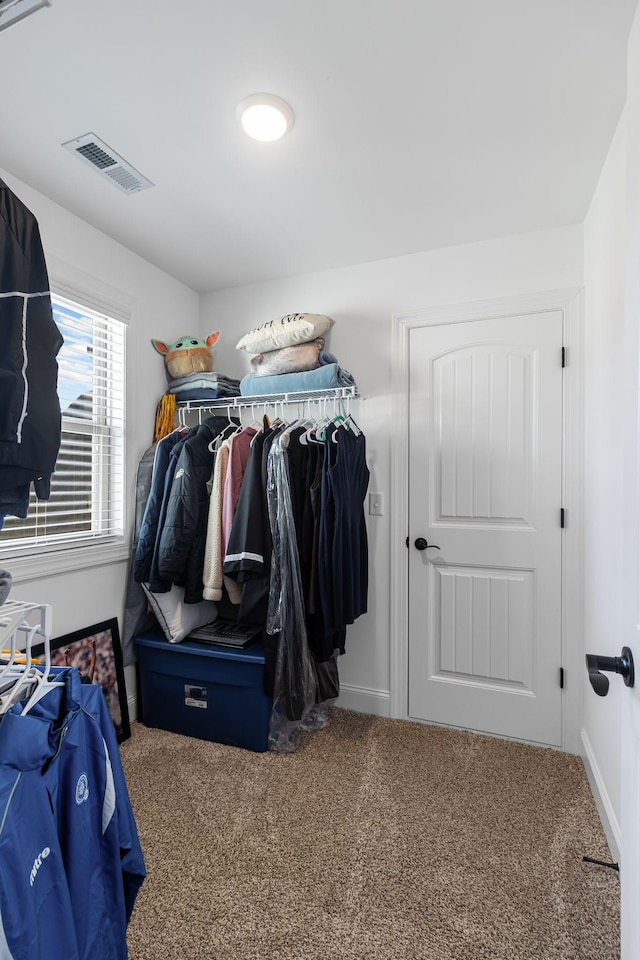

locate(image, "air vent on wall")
[[0, 0, 50, 32], [62, 134, 154, 194]]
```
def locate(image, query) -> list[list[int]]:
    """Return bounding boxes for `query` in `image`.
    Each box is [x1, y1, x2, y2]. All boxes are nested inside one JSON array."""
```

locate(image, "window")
[[0, 292, 126, 561]]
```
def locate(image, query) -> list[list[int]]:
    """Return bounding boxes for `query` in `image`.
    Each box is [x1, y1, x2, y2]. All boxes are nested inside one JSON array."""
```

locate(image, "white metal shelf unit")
[[176, 385, 360, 424], [0, 600, 52, 659]]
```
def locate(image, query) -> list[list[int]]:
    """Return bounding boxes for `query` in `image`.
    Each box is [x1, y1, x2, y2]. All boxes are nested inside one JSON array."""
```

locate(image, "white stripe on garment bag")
[[224, 551, 263, 564], [0, 291, 50, 299], [16, 296, 29, 444]]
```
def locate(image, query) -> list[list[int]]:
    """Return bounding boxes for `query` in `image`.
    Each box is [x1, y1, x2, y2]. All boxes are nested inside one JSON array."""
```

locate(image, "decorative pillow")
[[250, 338, 325, 377], [236, 314, 334, 354], [142, 583, 217, 644]]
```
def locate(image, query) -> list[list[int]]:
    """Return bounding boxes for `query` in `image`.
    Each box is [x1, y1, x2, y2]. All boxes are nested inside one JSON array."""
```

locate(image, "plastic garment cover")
[[266, 431, 331, 751], [122, 444, 157, 665]]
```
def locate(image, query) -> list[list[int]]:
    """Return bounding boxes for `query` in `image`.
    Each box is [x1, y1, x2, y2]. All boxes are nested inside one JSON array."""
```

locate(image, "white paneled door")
[[408, 311, 563, 746]]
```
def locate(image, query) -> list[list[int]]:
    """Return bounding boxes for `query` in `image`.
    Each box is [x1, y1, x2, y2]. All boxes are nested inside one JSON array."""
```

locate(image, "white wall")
[[581, 1, 640, 858], [201, 226, 583, 713], [582, 114, 627, 847], [0, 168, 199, 702]]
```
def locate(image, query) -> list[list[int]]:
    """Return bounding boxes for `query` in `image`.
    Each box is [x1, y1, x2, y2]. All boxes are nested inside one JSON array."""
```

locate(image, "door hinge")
[[560, 508, 565, 528], [405, 536, 409, 548], [561, 346, 567, 367], [560, 667, 565, 689]]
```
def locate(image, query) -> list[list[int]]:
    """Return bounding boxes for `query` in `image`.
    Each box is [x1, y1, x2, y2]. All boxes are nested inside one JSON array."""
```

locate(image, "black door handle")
[[414, 537, 440, 551], [585, 647, 635, 697]]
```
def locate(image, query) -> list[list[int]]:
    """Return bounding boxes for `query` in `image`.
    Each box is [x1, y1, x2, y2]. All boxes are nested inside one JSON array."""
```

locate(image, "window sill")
[[1, 540, 130, 585]]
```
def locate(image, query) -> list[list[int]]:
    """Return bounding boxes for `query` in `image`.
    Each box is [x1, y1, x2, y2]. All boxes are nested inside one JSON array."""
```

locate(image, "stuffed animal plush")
[[151, 332, 220, 379]]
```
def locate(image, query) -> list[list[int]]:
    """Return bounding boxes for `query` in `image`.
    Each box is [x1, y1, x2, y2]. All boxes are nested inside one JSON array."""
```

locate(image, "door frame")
[[390, 287, 584, 753]]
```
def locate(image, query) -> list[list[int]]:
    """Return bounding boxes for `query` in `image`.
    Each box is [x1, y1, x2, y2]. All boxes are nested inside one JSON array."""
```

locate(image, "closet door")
[[408, 310, 563, 746]]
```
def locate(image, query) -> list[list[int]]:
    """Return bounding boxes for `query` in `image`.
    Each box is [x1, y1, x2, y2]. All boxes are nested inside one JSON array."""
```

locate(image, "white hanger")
[[0, 604, 63, 715], [21, 634, 65, 715], [0, 624, 40, 714]]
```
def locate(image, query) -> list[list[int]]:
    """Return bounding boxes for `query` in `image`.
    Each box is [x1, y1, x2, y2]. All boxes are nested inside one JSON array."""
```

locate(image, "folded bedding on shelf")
[[249, 338, 337, 377], [169, 371, 241, 390], [171, 387, 241, 401], [239, 363, 356, 396], [168, 372, 241, 398]]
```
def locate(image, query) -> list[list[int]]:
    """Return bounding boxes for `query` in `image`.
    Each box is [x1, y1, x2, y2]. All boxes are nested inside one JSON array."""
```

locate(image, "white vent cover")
[[62, 134, 154, 194], [0, 0, 50, 32]]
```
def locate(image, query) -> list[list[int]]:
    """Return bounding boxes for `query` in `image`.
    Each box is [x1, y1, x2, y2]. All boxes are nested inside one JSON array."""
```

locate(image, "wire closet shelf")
[[0, 600, 52, 655], [175, 385, 359, 423]]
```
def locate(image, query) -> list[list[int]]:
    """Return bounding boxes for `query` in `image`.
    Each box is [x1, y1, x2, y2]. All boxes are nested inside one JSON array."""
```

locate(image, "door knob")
[[585, 647, 635, 697], [414, 537, 440, 551]]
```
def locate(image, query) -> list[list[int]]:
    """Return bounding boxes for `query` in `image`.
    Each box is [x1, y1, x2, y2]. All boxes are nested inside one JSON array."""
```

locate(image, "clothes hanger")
[[0, 623, 41, 714], [21, 627, 64, 715], [300, 398, 329, 445], [0, 605, 36, 674], [207, 407, 238, 452]]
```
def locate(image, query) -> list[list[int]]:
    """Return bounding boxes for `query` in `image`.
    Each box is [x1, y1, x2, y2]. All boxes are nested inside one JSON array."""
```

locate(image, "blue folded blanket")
[[240, 363, 356, 396]]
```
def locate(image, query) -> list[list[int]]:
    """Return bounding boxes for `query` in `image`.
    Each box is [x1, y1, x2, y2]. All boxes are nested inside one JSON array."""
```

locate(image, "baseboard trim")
[[127, 694, 138, 724], [337, 683, 391, 717], [581, 727, 621, 863]]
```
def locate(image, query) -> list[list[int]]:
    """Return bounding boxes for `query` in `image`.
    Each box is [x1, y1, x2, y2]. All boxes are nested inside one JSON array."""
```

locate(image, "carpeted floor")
[[120, 709, 619, 960]]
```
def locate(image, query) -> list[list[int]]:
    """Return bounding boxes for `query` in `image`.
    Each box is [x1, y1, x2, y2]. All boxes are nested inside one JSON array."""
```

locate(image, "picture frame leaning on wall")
[[34, 617, 130, 743]]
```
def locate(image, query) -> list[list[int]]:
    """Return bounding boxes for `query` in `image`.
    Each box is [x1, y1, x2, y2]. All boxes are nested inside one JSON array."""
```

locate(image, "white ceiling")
[[0, 0, 636, 292]]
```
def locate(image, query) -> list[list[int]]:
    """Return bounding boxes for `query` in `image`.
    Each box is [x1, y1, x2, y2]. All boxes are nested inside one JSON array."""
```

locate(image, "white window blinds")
[[0, 293, 126, 556]]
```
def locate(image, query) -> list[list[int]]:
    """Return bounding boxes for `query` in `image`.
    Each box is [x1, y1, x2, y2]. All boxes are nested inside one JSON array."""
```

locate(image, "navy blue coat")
[[157, 416, 229, 603]]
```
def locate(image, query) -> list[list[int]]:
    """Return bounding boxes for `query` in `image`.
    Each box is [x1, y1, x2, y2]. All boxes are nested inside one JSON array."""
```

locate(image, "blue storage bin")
[[135, 631, 272, 752]]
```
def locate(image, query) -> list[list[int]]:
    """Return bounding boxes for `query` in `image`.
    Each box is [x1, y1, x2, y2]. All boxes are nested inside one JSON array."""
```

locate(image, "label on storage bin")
[[184, 684, 207, 709]]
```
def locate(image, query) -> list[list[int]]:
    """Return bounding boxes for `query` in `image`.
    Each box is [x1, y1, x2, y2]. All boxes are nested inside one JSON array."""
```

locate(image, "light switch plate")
[[368, 492, 384, 516]]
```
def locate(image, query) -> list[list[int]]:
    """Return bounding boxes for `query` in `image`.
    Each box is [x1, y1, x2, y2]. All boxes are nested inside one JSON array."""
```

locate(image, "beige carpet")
[[120, 709, 619, 960]]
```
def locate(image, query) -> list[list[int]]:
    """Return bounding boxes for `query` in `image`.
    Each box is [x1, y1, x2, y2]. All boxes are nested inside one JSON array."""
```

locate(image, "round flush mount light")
[[237, 94, 295, 142]]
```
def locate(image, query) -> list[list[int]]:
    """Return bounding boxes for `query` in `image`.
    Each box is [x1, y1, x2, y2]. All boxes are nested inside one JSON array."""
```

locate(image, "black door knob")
[[414, 538, 440, 551], [585, 647, 635, 697]]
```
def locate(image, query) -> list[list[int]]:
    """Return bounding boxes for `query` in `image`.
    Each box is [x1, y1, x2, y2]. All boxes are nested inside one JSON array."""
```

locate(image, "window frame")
[[0, 276, 132, 583]]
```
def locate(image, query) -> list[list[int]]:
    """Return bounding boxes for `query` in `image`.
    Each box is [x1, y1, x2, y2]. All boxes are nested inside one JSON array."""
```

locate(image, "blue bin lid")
[[134, 630, 266, 664]]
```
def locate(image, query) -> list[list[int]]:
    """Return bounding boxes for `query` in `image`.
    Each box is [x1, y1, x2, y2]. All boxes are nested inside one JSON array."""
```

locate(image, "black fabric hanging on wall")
[[0, 178, 63, 525]]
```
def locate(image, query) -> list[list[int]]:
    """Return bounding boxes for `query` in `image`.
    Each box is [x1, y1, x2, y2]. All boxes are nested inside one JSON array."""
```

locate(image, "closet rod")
[[176, 384, 359, 414]]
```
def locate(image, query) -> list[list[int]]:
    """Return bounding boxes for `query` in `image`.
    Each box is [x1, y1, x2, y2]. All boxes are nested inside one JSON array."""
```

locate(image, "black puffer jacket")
[[0, 179, 63, 509], [156, 416, 228, 603]]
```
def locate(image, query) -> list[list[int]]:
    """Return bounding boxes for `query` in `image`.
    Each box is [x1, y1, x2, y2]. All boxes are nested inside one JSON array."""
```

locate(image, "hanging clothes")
[[222, 413, 369, 749], [0, 668, 145, 960], [223, 423, 277, 624], [122, 443, 157, 665], [0, 178, 63, 524], [202, 437, 235, 603], [155, 416, 228, 603], [134, 429, 188, 585], [320, 423, 370, 634], [221, 426, 257, 551], [133, 400, 369, 752], [265, 429, 318, 749]]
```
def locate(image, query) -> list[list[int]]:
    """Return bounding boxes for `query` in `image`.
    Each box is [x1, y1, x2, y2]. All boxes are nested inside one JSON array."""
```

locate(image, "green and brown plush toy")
[[151, 332, 220, 379]]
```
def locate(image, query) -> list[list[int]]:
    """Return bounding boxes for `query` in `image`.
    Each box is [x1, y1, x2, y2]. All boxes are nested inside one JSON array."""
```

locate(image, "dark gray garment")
[[0, 568, 11, 605], [122, 445, 156, 665]]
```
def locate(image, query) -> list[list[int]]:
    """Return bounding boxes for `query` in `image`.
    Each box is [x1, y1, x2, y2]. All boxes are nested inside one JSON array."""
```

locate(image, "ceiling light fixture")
[[236, 94, 294, 142]]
